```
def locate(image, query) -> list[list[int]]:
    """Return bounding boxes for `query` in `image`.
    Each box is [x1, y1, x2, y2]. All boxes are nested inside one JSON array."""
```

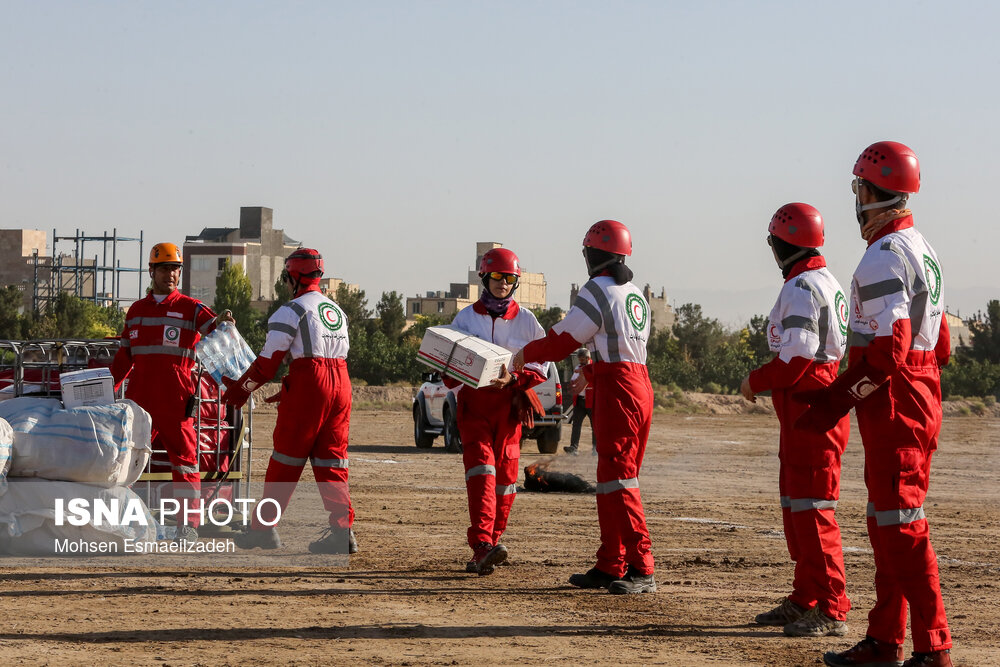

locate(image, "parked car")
[[412, 362, 565, 454]]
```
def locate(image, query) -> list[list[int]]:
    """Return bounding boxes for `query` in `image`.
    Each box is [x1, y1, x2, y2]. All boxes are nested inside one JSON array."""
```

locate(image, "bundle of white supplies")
[[0, 480, 158, 556], [0, 397, 152, 488]]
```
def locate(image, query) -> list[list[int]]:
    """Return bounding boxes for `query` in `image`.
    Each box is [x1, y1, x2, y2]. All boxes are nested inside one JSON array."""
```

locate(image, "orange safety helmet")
[[149, 242, 183, 266]]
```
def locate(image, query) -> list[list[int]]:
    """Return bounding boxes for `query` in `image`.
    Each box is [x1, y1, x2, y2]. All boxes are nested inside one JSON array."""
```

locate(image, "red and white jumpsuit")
[[247, 287, 353, 532], [849, 217, 951, 652], [448, 300, 547, 551], [522, 275, 654, 577], [748, 256, 851, 620], [111, 290, 218, 528]]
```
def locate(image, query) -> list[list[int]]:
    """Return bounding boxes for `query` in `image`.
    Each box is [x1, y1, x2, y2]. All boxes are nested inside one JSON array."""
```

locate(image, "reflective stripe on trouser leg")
[[465, 463, 496, 549], [254, 452, 308, 528], [162, 419, 202, 529], [491, 452, 520, 545], [860, 426, 951, 651], [866, 502, 950, 651], [595, 478, 653, 577], [313, 456, 351, 530], [311, 376, 354, 529]]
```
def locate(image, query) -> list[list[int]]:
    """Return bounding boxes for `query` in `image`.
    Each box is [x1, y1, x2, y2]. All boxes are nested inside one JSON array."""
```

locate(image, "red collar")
[[294, 285, 321, 297], [867, 215, 914, 246], [785, 255, 826, 282], [472, 299, 520, 319]]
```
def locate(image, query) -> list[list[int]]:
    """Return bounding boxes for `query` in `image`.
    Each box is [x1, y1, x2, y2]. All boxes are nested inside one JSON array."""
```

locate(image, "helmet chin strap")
[[856, 192, 904, 224], [584, 252, 620, 276], [772, 245, 808, 270]]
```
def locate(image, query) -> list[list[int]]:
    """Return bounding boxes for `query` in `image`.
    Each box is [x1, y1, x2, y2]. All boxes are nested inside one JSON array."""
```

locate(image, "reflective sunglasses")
[[851, 177, 865, 195], [487, 272, 518, 285]]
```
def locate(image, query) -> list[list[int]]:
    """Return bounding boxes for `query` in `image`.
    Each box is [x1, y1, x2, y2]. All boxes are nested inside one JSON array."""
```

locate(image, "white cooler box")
[[417, 326, 513, 389]]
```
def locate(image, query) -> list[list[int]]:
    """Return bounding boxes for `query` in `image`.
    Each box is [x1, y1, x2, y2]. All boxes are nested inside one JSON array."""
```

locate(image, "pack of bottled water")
[[195, 322, 257, 386]]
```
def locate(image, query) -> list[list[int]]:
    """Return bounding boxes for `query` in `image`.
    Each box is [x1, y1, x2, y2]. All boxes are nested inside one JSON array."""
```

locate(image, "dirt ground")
[[1, 401, 998, 666]]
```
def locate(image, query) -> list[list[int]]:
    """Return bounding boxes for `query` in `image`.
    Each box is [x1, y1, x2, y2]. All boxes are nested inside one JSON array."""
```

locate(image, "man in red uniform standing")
[[111, 242, 232, 541], [740, 203, 851, 637], [797, 142, 953, 667], [513, 220, 655, 594], [222, 248, 356, 555]]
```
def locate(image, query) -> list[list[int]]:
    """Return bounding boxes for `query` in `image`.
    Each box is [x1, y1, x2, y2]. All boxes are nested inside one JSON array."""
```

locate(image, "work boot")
[[348, 530, 359, 554], [472, 542, 507, 576], [823, 636, 904, 667], [607, 565, 656, 594], [755, 597, 808, 626], [901, 650, 952, 667], [234, 527, 282, 550], [308, 527, 352, 554], [568, 567, 617, 590], [783, 606, 848, 637], [174, 525, 198, 544], [563, 445, 578, 455]]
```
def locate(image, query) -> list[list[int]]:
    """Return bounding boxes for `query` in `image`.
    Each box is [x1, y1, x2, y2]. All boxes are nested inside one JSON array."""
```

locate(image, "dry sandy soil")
[[1, 395, 997, 666]]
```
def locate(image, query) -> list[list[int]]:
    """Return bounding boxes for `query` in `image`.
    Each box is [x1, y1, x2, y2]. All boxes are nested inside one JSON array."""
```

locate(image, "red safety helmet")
[[853, 141, 920, 194], [768, 203, 824, 248], [479, 247, 521, 276], [284, 247, 324, 283], [583, 220, 632, 256]]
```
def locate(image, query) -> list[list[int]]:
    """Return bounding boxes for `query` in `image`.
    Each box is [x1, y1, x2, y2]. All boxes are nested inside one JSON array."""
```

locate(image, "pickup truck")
[[412, 363, 565, 454]]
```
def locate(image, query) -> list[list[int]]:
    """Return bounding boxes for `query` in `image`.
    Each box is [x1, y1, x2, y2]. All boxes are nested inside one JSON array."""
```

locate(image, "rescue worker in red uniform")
[[797, 142, 953, 667], [513, 220, 656, 594], [740, 203, 852, 637], [111, 242, 232, 541], [223, 248, 356, 554], [446, 247, 548, 576]]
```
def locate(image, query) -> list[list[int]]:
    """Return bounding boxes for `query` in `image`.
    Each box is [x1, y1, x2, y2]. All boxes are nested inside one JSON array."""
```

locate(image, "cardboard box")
[[417, 326, 513, 388], [60, 368, 115, 409]]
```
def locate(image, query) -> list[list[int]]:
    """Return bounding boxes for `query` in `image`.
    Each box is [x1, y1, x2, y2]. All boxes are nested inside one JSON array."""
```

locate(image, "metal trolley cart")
[[0, 338, 253, 526], [135, 363, 254, 527]]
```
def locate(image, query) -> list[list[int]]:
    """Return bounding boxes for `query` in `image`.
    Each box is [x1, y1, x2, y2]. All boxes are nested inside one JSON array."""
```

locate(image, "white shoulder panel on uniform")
[[556, 277, 649, 364]]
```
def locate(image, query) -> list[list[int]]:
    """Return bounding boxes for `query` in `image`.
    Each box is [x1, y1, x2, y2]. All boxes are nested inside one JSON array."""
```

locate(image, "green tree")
[[25, 293, 123, 339], [336, 284, 372, 336], [672, 303, 725, 363], [532, 306, 564, 331], [964, 300, 1000, 364], [264, 276, 293, 320], [0, 286, 26, 339], [375, 291, 406, 341], [214, 260, 263, 350], [745, 314, 772, 367]]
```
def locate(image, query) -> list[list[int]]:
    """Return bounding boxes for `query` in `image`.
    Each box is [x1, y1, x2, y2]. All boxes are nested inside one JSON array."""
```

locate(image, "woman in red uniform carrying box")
[[446, 247, 548, 576]]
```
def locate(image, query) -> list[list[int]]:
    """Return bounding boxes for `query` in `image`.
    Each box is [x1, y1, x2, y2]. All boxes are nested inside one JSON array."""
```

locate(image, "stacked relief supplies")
[[0, 397, 158, 555]]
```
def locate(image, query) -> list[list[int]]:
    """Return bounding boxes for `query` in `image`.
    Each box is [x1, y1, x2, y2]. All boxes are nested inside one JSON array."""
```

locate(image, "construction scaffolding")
[[30, 228, 144, 314]]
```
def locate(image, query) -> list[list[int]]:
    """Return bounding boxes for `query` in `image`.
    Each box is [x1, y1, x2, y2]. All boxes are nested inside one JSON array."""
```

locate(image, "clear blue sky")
[[2, 1, 997, 325]]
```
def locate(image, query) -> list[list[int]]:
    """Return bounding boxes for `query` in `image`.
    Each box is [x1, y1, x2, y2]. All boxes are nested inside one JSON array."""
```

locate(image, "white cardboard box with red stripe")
[[416, 326, 512, 389]]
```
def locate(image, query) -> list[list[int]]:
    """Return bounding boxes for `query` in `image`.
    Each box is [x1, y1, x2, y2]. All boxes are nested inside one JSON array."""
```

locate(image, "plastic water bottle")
[[196, 329, 225, 385]]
